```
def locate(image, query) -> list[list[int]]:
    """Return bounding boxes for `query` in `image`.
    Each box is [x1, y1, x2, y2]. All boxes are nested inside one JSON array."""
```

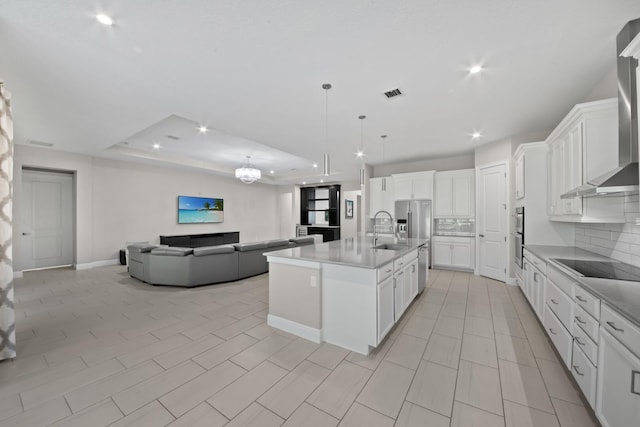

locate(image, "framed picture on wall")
[[345, 199, 354, 218]]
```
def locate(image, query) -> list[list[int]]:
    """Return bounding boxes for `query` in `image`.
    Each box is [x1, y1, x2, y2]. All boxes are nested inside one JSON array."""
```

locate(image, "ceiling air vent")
[[28, 140, 54, 147], [383, 88, 403, 98], [166, 135, 180, 140]]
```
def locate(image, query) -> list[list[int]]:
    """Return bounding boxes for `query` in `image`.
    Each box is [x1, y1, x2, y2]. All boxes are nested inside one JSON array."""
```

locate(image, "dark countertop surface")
[[524, 244, 640, 329]]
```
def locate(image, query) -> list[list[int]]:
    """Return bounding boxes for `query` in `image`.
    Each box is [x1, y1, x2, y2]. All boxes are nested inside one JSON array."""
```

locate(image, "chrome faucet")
[[372, 210, 393, 247]]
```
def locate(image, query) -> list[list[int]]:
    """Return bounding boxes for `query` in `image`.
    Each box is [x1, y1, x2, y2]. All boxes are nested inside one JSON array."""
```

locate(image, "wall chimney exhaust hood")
[[561, 17, 640, 199]]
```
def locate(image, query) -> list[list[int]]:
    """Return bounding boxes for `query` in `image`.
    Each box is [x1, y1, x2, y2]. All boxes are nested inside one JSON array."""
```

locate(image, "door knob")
[[479, 234, 485, 237], [22, 232, 31, 236]]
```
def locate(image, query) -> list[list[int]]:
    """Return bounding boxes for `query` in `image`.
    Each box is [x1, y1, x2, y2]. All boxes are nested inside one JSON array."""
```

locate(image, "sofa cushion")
[[128, 244, 157, 253], [193, 245, 236, 256], [234, 242, 268, 252], [266, 239, 291, 248], [289, 237, 315, 245], [151, 247, 194, 256]]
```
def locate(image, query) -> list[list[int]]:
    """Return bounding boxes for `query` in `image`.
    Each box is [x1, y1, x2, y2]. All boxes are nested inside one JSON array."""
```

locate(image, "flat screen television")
[[177, 196, 224, 224]]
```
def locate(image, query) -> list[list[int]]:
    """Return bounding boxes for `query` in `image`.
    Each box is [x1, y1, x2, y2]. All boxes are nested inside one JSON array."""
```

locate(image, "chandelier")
[[235, 156, 261, 184]]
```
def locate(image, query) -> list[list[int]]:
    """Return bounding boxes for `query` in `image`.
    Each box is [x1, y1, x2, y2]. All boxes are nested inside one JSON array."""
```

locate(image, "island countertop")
[[266, 237, 428, 269]]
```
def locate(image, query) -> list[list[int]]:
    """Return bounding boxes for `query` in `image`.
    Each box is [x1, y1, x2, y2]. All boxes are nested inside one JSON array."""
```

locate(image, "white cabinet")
[[515, 155, 524, 200], [392, 171, 434, 200], [596, 328, 640, 427], [377, 275, 395, 345], [546, 98, 625, 223], [432, 236, 474, 271], [434, 169, 475, 217], [369, 177, 395, 218], [404, 259, 419, 308], [393, 269, 406, 321]]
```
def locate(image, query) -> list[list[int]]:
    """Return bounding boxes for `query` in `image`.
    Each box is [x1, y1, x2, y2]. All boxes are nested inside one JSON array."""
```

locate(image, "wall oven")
[[515, 207, 524, 268]]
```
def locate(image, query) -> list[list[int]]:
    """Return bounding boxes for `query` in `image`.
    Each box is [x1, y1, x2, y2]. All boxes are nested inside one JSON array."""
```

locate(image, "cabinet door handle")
[[385, 269, 392, 273], [412, 264, 416, 273], [606, 321, 624, 333], [550, 299, 558, 305], [533, 272, 539, 282], [573, 365, 584, 377], [632, 370, 640, 396], [575, 337, 585, 346], [549, 328, 557, 335], [576, 295, 587, 303], [575, 316, 586, 325], [479, 234, 485, 237]]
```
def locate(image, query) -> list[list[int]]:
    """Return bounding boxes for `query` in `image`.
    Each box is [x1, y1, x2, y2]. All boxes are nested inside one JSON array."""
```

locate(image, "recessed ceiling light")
[[312, 163, 318, 168], [96, 14, 114, 26], [472, 132, 481, 139], [356, 150, 364, 158], [152, 143, 160, 150], [198, 125, 208, 134], [469, 65, 483, 74], [302, 181, 306, 185], [269, 170, 274, 174], [320, 179, 324, 183]]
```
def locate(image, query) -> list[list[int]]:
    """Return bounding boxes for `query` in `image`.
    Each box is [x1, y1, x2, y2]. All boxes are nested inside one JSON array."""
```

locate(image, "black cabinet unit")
[[160, 232, 239, 248], [300, 185, 341, 227], [308, 227, 341, 242]]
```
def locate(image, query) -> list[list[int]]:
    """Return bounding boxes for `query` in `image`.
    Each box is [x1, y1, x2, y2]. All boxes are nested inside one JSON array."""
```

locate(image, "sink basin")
[[373, 243, 409, 251]]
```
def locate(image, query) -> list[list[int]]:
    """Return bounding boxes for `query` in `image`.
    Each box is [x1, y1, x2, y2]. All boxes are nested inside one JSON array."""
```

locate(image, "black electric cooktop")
[[553, 258, 640, 282]]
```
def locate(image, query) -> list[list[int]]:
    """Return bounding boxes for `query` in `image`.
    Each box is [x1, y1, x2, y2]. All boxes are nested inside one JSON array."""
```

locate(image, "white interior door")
[[19, 169, 74, 270], [477, 163, 507, 281]]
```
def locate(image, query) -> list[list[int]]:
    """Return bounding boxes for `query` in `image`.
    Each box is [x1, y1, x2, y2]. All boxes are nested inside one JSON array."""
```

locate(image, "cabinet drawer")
[[378, 262, 394, 282], [572, 285, 600, 320], [544, 305, 573, 368], [601, 304, 640, 358], [571, 342, 597, 407], [547, 264, 575, 297], [573, 323, 598, 366], [403, 249, 418, 265], [546, 280, 574, 331], [523, 249, 546, 276], [394, 257, 406, 271], [574, 305, 598, 343]]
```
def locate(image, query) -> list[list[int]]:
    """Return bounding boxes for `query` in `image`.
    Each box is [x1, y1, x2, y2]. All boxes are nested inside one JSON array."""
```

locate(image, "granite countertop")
[[266, 237, 428, 269], [524, 244, 640, 328]]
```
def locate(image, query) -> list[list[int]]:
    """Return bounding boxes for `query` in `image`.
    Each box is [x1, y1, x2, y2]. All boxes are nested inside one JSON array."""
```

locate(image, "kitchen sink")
[[373, 243, 409, 251]]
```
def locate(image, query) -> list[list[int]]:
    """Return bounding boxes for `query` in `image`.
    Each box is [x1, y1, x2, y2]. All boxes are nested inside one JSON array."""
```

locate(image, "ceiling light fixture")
[[472, 132, 481, 139], [320, 179, 324, 183], [380, 134, 388, 165], [322, 83, 332, 176], [96, 14, 114, 26], [198, 125, 208, 134], [269, 170, 275, 174], [152, 143, 160, 150], [312, 163, 318, 169], [357, 115, 366, 159], [302, 181, 306, 185], [469, 65, 483, 74], [235, 156, 261, 184]]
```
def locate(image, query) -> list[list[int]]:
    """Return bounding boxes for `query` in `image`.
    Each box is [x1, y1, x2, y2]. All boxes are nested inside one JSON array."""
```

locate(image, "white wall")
[[373, 153, 474, 177], [474, 138, 512, 167], [13, 145, 281, 268], [341, 189, 361, 238]]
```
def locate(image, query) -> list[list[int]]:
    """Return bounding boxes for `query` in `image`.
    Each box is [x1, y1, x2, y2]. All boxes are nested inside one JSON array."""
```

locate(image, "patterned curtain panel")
[[0, 82, 15, 361]]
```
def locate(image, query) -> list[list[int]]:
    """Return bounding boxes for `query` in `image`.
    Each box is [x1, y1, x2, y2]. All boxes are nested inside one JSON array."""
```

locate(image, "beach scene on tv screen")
[[178, 196, 224, 223]]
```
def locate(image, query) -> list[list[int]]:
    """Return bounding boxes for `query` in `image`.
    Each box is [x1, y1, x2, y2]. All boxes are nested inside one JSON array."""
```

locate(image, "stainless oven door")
[[514, 233, 523, 268], [515, 213, 524, 235]]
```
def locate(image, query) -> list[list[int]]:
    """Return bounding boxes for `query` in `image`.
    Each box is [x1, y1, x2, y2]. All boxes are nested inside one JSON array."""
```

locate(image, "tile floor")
[[0, 266, 601, 426]]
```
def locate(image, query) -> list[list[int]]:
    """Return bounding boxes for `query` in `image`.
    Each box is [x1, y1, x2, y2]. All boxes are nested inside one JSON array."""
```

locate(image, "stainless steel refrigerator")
[[395, 199, 432, 293]]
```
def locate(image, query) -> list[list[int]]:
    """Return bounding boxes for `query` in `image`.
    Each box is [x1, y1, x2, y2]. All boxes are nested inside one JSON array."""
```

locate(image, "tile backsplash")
[[575, 195, 640, 265]]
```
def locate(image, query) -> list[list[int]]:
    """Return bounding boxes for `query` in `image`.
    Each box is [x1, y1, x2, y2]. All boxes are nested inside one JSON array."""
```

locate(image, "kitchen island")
[[266, 237, 427, 355]]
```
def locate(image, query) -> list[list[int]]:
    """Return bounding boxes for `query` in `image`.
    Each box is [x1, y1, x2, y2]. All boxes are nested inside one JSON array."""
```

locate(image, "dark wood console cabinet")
[[159, 232, 239, 248]]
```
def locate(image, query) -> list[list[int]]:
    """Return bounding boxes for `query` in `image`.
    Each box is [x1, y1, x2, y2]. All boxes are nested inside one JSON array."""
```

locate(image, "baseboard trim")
[[267, 314, 321, 343], [75, 259, 119, 270], [506, 277, 517, 286]]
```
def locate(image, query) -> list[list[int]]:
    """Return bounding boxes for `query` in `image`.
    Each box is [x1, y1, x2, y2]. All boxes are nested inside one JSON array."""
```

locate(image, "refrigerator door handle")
[[407, 211, 413, 239]]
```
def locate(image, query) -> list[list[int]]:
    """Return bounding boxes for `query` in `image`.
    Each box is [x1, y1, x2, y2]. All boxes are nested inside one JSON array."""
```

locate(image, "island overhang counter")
[[266, 237, 428, 355]]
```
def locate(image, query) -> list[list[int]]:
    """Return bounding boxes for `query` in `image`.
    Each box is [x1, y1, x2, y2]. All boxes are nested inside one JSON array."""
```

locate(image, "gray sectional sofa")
[[128, 236, 315, 287]]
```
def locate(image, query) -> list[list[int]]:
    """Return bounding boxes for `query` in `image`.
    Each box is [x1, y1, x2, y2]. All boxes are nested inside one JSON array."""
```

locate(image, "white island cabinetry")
[[267, 239, 423, 355]]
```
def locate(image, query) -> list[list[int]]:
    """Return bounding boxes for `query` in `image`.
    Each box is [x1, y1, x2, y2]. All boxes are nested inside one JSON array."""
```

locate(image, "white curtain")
[[0, 82, 15, 361]]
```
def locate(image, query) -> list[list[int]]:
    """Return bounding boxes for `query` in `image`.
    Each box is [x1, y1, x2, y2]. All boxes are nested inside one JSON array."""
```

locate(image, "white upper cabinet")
[[369, 177, 395, 217], [434, 169, 475, 218], [547, 98, 625, 223], [392, 171, 434, 200]]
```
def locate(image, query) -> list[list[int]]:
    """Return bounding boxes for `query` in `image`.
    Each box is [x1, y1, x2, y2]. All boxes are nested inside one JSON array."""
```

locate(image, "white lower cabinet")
[[596, 328, 640, 427], [432, 236, 475, 271], [543, 305, 573, 368], [394, 268, 406, 321], [376, 274, 394, 345], [571, 342, 597, 407]]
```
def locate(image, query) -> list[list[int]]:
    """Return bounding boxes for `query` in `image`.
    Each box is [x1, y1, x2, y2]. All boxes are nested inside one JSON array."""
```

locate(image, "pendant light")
[[322, 83, 332, 176], [358, 115, 366, 185], [235, 156, 261, 184]]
